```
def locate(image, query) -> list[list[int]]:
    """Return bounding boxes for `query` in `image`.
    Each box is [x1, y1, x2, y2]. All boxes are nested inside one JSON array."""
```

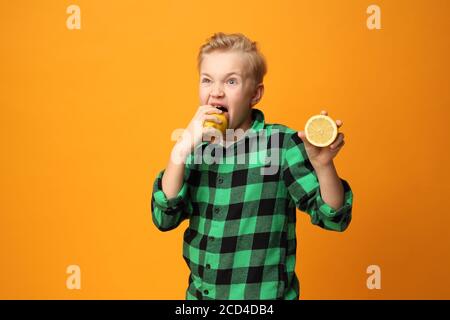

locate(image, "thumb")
[[297, 131, 307, 141], [297, 131, 312, 147]]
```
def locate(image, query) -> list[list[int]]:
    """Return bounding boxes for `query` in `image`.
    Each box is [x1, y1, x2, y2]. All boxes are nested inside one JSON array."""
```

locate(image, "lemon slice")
[[304, 114, 338, 147], [204, 113, 228, 135]]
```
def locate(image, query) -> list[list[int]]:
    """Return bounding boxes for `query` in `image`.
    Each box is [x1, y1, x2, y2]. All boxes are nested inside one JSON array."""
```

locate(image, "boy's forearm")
[[314, 162, 344, 210], [161, 143, 190, 199]]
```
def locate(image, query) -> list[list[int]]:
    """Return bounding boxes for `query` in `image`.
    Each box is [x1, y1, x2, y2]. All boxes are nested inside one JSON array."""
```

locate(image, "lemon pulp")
[[304, 115, 338, 147]]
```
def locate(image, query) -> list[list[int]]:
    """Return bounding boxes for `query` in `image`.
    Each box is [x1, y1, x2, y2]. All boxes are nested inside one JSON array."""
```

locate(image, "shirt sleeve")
[[150, 154, 193, 232], [282, 132, 353, 232]]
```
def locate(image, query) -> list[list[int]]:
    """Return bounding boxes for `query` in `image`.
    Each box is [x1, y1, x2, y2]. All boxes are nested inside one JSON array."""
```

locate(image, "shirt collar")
[[249, 108, 265, 132]]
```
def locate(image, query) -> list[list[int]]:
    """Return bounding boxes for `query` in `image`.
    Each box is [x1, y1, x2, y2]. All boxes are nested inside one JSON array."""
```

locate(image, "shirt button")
[[217, 177, 223, 184], [206, 264, 211, 269], [209, 236, 215, 241], [214, 207, 220, 214], [203, 289, 209, 295]]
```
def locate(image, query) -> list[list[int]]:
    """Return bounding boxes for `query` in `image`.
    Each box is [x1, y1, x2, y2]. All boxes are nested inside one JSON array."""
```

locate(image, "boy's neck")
[[222, 111, 253, 144]]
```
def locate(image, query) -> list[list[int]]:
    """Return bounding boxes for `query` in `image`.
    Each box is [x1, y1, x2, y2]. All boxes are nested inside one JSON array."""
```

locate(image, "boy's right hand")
[[176, 105, 224, 156]]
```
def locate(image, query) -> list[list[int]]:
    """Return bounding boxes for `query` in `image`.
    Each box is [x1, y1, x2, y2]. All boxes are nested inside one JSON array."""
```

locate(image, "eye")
[[227, 78, 238, 85], [201, 78, 211, 83]]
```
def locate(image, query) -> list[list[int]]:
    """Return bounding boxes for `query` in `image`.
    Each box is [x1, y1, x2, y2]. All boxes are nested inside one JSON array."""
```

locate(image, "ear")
[[250, 83, 264, 107]]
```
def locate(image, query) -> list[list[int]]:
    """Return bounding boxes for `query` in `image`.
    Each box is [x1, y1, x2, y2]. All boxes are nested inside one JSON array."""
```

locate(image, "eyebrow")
[[201, 72, 242, 78]]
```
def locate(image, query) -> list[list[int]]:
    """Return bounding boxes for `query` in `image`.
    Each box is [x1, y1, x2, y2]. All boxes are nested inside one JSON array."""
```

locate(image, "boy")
[[151, 32, 353, 300]]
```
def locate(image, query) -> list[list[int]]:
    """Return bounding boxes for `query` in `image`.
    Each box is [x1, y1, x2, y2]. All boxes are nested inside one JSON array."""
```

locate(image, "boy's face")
[[199, 50, 262, 131]]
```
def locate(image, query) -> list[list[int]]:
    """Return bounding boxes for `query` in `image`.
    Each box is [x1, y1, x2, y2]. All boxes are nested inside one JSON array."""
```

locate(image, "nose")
[[210, 83, 224, 98]]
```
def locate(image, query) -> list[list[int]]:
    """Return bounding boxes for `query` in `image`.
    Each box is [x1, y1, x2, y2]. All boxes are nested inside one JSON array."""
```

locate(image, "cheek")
[[227, 87, 246, 103], [199, 87, 209, 102]]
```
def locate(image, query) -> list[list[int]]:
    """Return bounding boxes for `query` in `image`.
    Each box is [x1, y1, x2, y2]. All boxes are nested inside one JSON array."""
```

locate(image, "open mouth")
[[217, 106, 228, 112], [210, 103, 228, 113]]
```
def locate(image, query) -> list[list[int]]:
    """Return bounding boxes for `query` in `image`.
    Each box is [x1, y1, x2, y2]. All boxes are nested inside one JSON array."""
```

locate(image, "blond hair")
[[197, 32, 267, 85]]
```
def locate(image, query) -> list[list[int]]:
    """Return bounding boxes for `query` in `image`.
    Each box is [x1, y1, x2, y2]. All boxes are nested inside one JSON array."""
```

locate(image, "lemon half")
[[304, 114, 338, 147]]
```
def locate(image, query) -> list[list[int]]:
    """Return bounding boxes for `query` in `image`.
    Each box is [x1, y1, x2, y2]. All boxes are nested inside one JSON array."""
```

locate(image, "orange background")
[[1, 0, 449, 299]]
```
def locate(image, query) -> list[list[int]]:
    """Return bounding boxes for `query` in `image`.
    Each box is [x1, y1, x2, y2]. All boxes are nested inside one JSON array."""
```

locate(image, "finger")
[[320, 110, 328, 116], [330, 138, 345, 150], [297, 131, 313, 147], [203, 105, 223, 114], [203, 114, 222, 124], [330, 133, 344, 149], [336, 140, 345, 149], [204, 107, 223, 115], [202, 126, 220, 134], [336, 119, 343, 128], [297, 131, 307, 141]]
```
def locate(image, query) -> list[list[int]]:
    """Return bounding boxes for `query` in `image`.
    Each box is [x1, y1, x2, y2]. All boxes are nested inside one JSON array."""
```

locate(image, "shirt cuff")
[[315, 179, 353, 217], [152, 170, 188, 214]]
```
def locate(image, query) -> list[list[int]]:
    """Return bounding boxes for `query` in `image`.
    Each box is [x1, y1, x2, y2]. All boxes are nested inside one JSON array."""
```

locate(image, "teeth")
[[214, 105, 227, 112]]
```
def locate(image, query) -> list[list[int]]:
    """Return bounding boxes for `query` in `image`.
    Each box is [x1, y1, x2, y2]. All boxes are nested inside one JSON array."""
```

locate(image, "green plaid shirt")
[[151, 109, 353, 300]]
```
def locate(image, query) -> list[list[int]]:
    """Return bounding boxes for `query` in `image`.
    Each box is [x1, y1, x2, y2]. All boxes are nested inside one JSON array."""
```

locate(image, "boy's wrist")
[[171, 140, 192, 162], [312, 161, 335, 173]]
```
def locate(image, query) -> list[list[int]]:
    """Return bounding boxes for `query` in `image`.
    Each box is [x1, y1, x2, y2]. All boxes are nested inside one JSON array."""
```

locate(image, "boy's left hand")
[[297, 110, 345, 169]]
